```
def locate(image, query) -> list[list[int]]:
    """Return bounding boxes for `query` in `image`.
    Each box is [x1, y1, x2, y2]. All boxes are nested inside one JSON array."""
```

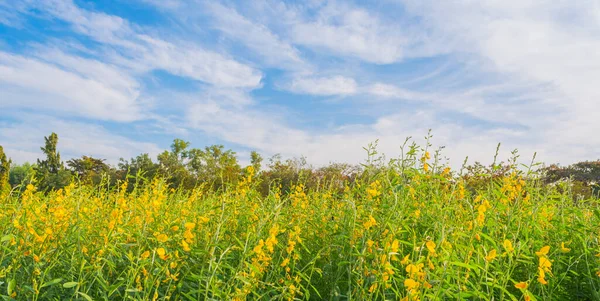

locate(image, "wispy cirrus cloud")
[[0, 0, 598, 167]]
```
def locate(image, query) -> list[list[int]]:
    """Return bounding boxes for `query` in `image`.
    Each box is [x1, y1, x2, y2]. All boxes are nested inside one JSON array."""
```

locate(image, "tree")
[[157, 139, 192, 188], [118, 153, 158, 181], [35, 133, 71, 191], [250, 151, 263, 174], [0, 145, 11, 194], [67, 156, 109, 185], [9, 163, 35, 188], [187, 145, 241, 190]]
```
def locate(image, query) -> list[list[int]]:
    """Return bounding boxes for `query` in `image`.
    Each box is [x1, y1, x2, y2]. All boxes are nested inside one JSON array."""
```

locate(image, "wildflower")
[[426, 241, 436, 256], [390, 239, 400, 254], [184, 222, 196, 230], [181, 240, 191, 252], [538, 268, 548, 285], [368, 283, 378, 293], [141, 251, 150, 260], [156, 248, 167, 260], [515, 282, 528, 289], [363, 215, 377, 230], [535, 246, 550, 257], [281, 258, 290, 267], [560, 242, 571, 253], [485, 249, 497, 262], [406, 263, 425, 279], [539, 257, 552, 272], [367, 239, 375, 248], [441, 167, 451, 176], [503, 240, 514, 253], [156, 233, 168, 243], [401, 255, 411, 265], [404, 278, 419, 291]]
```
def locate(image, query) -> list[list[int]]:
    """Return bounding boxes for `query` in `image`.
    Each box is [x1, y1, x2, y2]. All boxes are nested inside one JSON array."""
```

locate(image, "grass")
[[1, 146, 599, 300]]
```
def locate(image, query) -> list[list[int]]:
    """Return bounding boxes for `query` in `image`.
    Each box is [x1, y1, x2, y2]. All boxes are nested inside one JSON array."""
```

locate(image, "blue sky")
[[1, 0, 599, 167]]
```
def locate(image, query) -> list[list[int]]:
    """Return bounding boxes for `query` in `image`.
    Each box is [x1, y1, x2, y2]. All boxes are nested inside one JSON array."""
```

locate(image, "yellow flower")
[[181, 240, 191, 252], [368, 283, 378, 293], [367, 239, 375, 248], [390, 239, 400, 253], [280, 258, 290, 267], [426, 241, 436, 255], [538, 268, 548, 285], [539, 257, 552, 272], [401, 254, 411, 265], [184, 222, 196, 230], [503, 240, 514, 253], [140, 250, 150, 260], [514, 282, 528, 289], [156, 233, 168, 243], [404, 278, 420, 291], [156, 248, 167, 260], [363, 215, 377, 230], [485, 249, 497, 262], [535, 246, 550, 257], [560, 242, 571, 253]]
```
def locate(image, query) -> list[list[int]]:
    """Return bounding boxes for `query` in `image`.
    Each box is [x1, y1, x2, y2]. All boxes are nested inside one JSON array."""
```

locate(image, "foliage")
[[1, 143, 599, 300], [0, 146, 11, 195], [543, 161, 600, 199], [34, 133, 71, 191], [67, 156, 109, 185], [8, 163, 35, 190]]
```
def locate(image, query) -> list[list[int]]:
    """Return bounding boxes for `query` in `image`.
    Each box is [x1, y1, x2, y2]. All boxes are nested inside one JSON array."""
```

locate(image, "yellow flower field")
[[1, 151, 600, 300]]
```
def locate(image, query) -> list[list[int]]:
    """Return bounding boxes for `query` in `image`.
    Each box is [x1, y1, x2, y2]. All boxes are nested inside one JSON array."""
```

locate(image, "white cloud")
[[399, 0, 600, 162], [287, 75, 358, 96], [204, 2, 307, 71], [290, 2, 407, 64], [0, 51, 143, 122], [0, 115, 162, 165], [33, 0, 262, 88]]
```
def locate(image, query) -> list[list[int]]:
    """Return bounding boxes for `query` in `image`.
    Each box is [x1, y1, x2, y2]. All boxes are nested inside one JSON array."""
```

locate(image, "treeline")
[[0, 133, 599, 199], [0, 133, 358, 196]]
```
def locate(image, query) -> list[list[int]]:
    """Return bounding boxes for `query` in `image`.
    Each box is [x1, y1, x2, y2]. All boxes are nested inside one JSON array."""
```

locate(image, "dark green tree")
[[250, 150, 263, 174], [67, 155, 109, 185], [9, 162, 35, 188], [187, 145, 241, 190], [35, 133, 71, 191], [0, 145, 11, 194], [118, 153, 158, 181], [157, 139, 192, 188]]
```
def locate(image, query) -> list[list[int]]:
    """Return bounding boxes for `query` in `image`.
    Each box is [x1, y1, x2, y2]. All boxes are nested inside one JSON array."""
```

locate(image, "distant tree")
[[0, 145, 11, 194], [118, 153, 158, 181], [157, 139, 192, 188], [250, 150, 263, 174], [67, 155, 109, 185], [9, 162, 35, 188], [35, 133, 71, 191], [544, 160, 600, 199], [187, 145, 241, 190]]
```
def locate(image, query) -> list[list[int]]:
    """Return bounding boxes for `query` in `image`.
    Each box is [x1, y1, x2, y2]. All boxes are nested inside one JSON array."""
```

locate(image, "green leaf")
[[78, 291, 94, 301], [41, 278, 63, 288], [63, 282, 79, 288], [7, 278, 15, 295], [1, 234, 13, 243]]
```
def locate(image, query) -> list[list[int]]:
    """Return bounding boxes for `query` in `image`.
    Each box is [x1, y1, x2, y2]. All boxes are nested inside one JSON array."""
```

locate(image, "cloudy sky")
[[1, 0, 599, 167]]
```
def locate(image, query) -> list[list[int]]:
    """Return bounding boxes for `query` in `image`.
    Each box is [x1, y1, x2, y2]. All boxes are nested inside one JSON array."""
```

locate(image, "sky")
[[0, 0, 599, 168]]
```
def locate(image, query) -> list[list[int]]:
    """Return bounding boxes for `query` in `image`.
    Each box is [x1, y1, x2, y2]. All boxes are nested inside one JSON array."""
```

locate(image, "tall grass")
[[1, 145, 599, 300]]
